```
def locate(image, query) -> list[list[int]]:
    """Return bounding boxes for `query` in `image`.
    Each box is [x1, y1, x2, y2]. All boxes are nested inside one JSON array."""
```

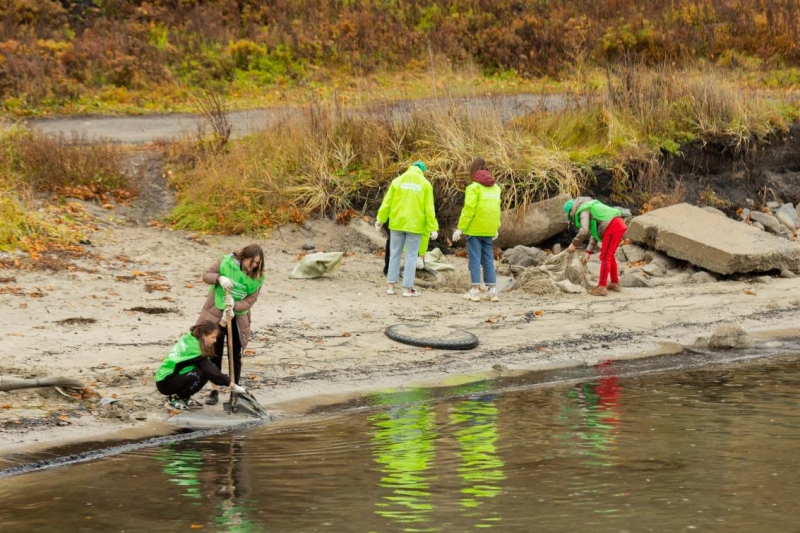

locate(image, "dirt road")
[[12, 93, 567, 144]]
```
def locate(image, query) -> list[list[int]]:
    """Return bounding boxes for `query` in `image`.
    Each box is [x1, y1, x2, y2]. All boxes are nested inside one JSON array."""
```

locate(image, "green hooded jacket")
[[376, 166, 439, 235], [457, 182, 502, 237], [155, 332, 202, 382]]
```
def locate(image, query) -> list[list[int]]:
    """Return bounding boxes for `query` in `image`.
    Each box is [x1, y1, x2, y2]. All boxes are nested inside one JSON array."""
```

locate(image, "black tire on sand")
[[384, 324, 479, 350]]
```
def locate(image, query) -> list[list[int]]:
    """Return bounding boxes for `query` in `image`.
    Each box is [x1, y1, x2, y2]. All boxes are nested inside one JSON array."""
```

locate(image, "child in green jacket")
[[452, 158, 502, 302]]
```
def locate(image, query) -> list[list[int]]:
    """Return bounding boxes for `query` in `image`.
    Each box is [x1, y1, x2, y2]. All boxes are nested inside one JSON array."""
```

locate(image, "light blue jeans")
[[466, 236, 497, 286], [387, 230, 422, 288]]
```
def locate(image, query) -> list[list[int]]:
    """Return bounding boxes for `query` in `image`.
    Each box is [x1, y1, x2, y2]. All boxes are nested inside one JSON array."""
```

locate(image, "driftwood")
[[0, 376, 85, 392]]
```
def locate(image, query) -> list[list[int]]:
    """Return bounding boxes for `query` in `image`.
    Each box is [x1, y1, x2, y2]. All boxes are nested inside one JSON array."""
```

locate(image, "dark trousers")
[[212, 317, 242, 384], [383, 229, 391, 275], [157, 368, 208, 400]]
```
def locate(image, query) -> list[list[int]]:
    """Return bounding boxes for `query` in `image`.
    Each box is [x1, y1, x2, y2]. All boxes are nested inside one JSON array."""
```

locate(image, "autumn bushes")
[[6, 1, 800, 115], [0, 129, 127, 251]]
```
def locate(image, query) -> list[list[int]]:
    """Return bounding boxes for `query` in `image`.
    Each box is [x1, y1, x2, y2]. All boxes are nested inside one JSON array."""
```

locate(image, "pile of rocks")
[[739, 202, 800, 239]]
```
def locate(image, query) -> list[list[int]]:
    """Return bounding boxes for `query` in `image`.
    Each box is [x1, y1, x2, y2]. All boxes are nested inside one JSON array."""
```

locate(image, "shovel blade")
[[223, 391, 269, 419]]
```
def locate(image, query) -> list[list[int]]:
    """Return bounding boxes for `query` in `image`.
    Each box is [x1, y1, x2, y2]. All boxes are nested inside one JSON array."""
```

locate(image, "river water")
[[2, 352, 800, 532]]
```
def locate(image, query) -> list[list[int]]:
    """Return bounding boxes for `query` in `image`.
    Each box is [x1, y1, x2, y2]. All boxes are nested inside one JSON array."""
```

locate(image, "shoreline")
[[3, 321, 799, 474], [2, 212, 800, 465]]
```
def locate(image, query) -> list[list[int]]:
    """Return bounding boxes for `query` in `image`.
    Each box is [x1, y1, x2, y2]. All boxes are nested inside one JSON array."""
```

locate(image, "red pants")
[[598, 217, 627, 287]]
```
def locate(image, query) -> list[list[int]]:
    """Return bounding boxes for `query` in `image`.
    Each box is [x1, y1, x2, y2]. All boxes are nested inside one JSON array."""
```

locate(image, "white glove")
[[430, 231, 438, 240], [218, 275, 233, 291], [224, 293, 234, 309], [492, 232, 499, 241], [232, 383, 247, 394], [452, 229, 463, 242], [375, 221, 383, 233]]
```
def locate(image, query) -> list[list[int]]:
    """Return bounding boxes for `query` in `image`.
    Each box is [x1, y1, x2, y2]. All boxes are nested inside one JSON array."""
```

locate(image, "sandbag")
[[289, 252, 344, 279]]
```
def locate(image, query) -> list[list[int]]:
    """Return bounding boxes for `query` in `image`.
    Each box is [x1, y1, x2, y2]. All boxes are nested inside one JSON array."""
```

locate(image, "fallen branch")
[[0, 376, 85, 392]]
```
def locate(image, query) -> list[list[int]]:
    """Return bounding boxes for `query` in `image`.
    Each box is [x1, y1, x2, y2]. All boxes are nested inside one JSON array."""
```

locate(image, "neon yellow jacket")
[[457, 182, 502, 237], [377, 166, 439, 235]]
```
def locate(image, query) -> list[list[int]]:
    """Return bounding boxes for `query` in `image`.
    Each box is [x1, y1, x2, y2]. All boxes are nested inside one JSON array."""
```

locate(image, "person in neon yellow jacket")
[[375, 161, 439, 297], [452, 158, 502, 302]]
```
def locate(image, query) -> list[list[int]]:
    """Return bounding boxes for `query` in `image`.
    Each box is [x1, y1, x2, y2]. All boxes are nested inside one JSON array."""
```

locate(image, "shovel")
[[222, 290, 269, 419]]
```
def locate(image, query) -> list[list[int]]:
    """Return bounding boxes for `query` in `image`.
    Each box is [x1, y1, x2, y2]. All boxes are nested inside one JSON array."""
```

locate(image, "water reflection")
[[156, 445, 204, 500], [156, 436, 263, 530], [450, 395, 505, 528], [370, 389, 439, 531]]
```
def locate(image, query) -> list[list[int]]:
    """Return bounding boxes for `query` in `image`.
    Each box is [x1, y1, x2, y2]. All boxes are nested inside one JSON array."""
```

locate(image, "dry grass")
[[168, 65, 791, 235], [0, 128, 126, 252]]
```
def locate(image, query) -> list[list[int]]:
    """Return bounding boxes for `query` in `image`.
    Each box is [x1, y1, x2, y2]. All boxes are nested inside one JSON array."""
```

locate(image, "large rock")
[[645, 250, 678, 271], [627, 203, 800, 275], [620, 272, 652, 288], [708, 324, 754, 349], [749, 211, 783, 234], [775, 203, 799, 231], [621, 244, 646, 263], [495, 195, 570, 249], [502, 245, 547, 268], [642, 263, 665, 277]]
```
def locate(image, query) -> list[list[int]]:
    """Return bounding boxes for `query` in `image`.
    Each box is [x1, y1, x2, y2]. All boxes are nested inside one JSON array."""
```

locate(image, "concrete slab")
[[627, 203, 800, 275]]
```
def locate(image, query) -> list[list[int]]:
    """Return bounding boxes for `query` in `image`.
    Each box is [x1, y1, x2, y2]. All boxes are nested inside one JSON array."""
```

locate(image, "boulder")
[[642, 263, 665, 277], [749, 211, 783, 234], [691, 271, 717, 284], [752, 221, 765, 231], [621, 243, 646, 263], [645, 250, 678, 271], [781, 269, 797, 279], [620, 272, 652, 288], [775, 203, 799, 231], [502, 245, 547, 268], [616, 247, 627, 263], [708, 324, 754, 349], [495, 195, 570, 249], [627, 203, 800, 275]]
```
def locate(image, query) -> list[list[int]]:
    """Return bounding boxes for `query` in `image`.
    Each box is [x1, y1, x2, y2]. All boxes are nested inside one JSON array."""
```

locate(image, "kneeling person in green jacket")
[[155, 321, 247, 411], [452, 158, 502, 302], [375, 161, 439, 297]]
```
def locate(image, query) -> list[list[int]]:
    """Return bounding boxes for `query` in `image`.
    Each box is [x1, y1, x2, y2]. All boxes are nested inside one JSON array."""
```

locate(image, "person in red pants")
[[564, 197, 628, 296]]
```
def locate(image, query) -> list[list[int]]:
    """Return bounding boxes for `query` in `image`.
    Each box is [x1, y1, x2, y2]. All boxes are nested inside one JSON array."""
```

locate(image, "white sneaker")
[[403, 288, 421, 297], [386, 286, 396, 295], [416, 257, 425, 270], [487, 287, 499, 302], [463, 288, 481, 302]]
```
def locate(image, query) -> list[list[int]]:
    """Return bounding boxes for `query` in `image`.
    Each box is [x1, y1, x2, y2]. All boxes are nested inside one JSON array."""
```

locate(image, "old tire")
[[384, 324, 479, 350]]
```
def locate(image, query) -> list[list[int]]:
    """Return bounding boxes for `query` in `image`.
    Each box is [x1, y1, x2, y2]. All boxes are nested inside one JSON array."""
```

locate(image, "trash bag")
[[289, 252, 344, 279]]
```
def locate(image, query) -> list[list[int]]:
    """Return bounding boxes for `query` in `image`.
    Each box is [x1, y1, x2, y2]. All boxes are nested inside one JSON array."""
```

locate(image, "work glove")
[[224, 293, 235, 310], [218, 275, 234, 291], [452, 229, 463, 242], [232, 383, 247, 395], [375, 221, 383, 233], [492, 232, 499, 241], [430, 231, 438, 240]]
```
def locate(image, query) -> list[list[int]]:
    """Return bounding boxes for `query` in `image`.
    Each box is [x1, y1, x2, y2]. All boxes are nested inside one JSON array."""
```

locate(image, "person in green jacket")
[[155, 321, 247, 411], [564, 196, 628, 296], [375, 161, 439, 297], [452, 158, 502, 302]]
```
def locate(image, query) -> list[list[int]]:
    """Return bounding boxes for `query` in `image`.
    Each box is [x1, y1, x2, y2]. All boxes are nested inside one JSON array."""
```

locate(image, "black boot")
[[205, 389, 219, 405]]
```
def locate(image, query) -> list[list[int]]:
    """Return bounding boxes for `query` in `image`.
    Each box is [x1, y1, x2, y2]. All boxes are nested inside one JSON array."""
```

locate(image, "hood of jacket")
[[472, 169, 495, 187]]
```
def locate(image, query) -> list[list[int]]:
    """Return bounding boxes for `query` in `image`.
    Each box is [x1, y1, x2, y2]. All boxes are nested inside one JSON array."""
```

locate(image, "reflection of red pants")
[[598, 217, 627, 287]]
